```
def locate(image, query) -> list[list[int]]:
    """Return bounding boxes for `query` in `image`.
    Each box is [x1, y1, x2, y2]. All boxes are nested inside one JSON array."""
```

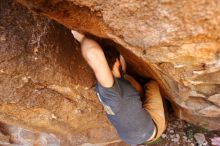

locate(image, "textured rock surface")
[[0, 121, 60, 145], [16, 0, 220, 130], [0, 1, 125, 145]]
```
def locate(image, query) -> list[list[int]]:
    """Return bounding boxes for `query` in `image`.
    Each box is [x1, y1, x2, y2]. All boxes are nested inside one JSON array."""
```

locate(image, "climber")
[[71, 30, 166, 145]]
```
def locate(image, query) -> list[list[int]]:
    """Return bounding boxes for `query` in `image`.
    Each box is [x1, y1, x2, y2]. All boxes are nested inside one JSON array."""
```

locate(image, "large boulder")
[[0, 1, 125, 145], [16, 0, 220, 130]]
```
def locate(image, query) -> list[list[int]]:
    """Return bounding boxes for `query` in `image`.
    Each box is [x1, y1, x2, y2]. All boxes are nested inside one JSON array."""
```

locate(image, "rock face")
[[16, 0, 220, 130], [0, 1, 124, 145], [1, 0, 220, 145], [0, 121, 60, 145]]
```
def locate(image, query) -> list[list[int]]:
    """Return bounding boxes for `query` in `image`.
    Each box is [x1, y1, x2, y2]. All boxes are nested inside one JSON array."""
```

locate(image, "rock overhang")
[[1, 0, 220, 139]]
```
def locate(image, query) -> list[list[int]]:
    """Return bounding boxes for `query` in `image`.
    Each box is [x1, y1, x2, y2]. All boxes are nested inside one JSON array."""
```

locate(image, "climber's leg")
[[143, 80, 166, 141]]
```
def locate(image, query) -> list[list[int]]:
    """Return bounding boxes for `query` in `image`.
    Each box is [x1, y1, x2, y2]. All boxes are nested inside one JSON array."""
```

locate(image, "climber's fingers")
[[71, 30, 85, 43]]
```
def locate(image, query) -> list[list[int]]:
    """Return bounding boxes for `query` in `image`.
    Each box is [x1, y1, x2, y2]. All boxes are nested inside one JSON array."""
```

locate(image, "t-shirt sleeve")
[[96, 78, 122, 114]]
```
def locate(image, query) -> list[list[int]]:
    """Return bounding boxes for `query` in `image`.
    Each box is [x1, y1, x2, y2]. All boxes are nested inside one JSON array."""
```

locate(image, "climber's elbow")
[[81, 38, 103, 62]]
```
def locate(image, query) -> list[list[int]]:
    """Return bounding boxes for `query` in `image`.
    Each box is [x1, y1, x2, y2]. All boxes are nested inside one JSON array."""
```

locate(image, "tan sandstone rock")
[[16, 0, 220, 130], [0, 1, 123, 145]]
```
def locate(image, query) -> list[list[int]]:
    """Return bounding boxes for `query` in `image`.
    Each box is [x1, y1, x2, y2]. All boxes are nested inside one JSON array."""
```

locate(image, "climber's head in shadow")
[[100, 40, 127, 78], [85, 33, 126, 78]]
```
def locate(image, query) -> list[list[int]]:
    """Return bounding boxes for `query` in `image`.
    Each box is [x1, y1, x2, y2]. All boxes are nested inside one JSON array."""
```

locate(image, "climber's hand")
[[71, 30, 85, 43]]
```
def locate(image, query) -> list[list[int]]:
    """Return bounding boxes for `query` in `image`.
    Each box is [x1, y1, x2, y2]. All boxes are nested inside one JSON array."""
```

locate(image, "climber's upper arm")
[[81, 38, 114, 88]]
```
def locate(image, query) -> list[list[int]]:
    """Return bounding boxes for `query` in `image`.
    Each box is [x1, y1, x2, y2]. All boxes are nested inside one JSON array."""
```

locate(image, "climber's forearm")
[[71, 30, 114, 87], [80, 38, 114, 88]]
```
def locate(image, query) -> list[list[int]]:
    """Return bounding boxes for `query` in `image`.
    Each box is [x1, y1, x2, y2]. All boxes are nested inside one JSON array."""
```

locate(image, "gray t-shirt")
[[96, 77, 155, 145]]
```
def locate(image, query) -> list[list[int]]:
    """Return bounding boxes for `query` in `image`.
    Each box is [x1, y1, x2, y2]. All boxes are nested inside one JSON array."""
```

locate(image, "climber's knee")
[[124, 74, 143, 96]]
